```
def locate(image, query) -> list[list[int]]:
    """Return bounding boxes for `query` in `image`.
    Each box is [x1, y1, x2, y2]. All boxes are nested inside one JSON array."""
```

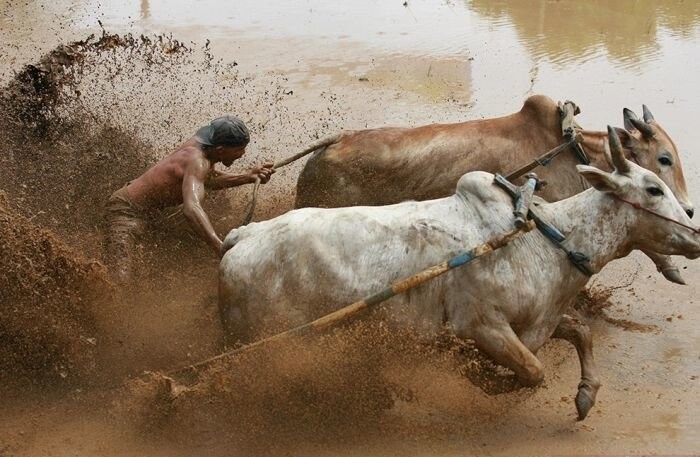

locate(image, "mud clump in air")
[[1, 29, 189, 139], [0, 30, 195, 249], [575, 286, 659, 333]]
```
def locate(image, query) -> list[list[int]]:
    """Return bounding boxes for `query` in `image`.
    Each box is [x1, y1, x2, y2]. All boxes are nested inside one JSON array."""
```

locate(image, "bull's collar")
[[494, 174, 593, 277]]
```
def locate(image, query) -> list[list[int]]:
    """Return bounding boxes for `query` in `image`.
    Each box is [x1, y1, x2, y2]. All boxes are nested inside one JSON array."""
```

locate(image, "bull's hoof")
[[661, 267, 686, 285], [575, 380, 600, 421], [575, 389, 593, 420]]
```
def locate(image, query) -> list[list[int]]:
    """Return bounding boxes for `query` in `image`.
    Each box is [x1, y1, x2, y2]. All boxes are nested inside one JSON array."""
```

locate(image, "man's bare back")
[[105, 115, 274, 280], [125, 139, 208, 209]]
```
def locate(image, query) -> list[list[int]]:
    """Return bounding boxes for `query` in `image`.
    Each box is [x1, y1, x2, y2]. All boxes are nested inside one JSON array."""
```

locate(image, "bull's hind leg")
[[553, 313, 601, 420], [470, 324, 544, 387], [218, 281, 251, 348]]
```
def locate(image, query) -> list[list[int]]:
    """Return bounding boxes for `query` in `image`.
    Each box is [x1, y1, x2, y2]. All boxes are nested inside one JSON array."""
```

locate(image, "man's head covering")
[[195, 115, 250, 147]]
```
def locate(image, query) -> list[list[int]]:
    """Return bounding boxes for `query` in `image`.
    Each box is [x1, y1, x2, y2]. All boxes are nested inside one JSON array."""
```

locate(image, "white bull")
[[219, 129, 700, 420]]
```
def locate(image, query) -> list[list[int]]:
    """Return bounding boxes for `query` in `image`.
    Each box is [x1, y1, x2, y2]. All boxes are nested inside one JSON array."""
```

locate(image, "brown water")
[[1, 1, 700, 456]]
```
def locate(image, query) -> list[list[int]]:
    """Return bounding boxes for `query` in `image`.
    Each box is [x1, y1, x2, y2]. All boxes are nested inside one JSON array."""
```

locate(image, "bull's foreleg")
[[552, 313, 601, 421], [470, 324, 544, 387], [643, 250, 685, 285]]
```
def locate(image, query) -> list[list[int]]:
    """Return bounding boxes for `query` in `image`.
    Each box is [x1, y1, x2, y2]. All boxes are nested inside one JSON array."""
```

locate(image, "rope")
[[242, 133, 342, 225], [614, 195, 700, 234]]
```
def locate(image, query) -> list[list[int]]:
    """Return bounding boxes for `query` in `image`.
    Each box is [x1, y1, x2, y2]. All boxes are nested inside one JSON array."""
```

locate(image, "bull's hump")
[[455, 171, 497, 198], [520, 95, 559, 128], [521, 94, 557, 115]]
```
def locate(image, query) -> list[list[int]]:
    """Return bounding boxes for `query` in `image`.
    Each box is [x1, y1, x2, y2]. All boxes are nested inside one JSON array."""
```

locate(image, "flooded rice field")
[[1, 0, 700, 456]]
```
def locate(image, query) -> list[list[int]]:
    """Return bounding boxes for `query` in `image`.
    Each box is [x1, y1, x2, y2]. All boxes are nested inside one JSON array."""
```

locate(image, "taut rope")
[[242, 133, 342, 225]]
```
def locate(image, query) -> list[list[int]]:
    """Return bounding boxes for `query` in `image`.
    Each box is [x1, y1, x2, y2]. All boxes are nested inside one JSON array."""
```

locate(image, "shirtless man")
[[105, 115, 274, 281]]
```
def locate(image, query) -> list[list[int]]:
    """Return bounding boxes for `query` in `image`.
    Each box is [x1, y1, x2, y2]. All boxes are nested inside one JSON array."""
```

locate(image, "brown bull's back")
[[295, 95, 584, 208]]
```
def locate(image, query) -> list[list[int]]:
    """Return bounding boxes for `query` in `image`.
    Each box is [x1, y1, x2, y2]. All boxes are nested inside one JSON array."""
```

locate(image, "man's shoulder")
[[172, 145, 214, 178], [173, 140, 205, 156], [168, 143, 207, 164], [142, 140, 208, 176]]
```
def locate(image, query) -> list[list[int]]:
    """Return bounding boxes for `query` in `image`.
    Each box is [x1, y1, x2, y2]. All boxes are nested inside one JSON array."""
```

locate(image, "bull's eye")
[[658, 156, 672, 166], [646, 187, 664, 197]]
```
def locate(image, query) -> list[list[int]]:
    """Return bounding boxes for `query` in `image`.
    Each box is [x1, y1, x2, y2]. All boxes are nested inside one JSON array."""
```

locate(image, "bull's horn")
[[623, 108, 639, 131], [608, 125, 631, 174], [642, 104, 655, 123], [629, 117, 655, 139]]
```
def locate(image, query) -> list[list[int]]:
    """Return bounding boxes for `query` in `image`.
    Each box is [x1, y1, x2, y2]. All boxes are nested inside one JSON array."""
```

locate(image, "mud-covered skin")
[[221, 132, 700, 419]]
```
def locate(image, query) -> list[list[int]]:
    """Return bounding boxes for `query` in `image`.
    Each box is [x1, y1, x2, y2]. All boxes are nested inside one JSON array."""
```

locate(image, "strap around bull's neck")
[[533, 212, 593, 276], [493, 174, 593, 276]]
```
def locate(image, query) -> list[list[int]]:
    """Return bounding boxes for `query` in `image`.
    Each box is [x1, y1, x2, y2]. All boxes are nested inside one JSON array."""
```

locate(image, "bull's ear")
[[577, 165, 621, 193], [613, 127, 637, 151]]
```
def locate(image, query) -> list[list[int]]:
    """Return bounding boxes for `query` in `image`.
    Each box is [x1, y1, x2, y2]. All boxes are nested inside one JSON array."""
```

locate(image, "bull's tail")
[[221, 228, 243, 254], [274, 132, 343, 168]]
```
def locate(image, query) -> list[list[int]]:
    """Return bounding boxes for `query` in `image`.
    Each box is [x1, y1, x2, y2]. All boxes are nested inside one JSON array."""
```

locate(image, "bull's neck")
[[545, 189, 635, 274]]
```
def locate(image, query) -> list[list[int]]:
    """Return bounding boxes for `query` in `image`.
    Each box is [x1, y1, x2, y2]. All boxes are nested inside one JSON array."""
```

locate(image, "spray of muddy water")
[[0, 29, 292, 387], [0, 29, 495, 450], [0, 191, 107, 388], [0, 27, 630, 455], [117, 319, 531, 454]]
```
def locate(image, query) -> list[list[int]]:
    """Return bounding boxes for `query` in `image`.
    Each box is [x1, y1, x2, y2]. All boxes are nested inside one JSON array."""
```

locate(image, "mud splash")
[[1, 27, 189, 138], [576, 286, 660, 333], [116, 319, 526, 454], [0, 191, 108, 388], [0, 29, 196, 248], [0, 30, 217, 389], [0, 26, 315, 393]]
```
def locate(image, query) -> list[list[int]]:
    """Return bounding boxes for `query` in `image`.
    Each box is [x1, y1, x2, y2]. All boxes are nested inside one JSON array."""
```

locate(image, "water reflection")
[[467, 0, 700, 67], [141, 0, 150, 19]]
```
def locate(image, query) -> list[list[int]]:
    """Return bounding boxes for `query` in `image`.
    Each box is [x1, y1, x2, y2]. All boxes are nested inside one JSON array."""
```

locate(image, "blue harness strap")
[[493, 174, 593, 277]]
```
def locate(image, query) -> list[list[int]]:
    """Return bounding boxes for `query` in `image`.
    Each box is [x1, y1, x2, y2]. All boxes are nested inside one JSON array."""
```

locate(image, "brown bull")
[[296, 95, 691, 210], [294, 95, 693, 284]]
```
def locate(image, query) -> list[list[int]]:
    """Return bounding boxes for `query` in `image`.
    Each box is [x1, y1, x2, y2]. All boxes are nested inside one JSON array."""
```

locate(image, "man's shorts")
[[105, 185, 147, 281]]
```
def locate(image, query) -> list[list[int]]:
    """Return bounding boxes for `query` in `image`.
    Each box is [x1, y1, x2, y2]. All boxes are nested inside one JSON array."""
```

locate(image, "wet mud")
[[0, 191, 106, 389]]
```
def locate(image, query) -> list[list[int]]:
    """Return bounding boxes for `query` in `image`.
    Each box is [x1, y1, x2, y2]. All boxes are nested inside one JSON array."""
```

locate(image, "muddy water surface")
[[2, 1, 700, 456]]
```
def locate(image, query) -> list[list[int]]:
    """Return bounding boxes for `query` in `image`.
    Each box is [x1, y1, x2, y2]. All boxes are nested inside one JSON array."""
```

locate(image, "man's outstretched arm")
[[182, 158, 224, 255], [207, 163, 276, 190]]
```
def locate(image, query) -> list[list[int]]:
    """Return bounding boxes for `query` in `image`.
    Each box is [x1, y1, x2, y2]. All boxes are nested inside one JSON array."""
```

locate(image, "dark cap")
[[195, 115, 250, 147]]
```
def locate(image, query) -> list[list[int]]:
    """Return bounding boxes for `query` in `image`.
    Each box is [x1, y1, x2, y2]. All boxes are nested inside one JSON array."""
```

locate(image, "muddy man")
[[105, 115, 275, 281]]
